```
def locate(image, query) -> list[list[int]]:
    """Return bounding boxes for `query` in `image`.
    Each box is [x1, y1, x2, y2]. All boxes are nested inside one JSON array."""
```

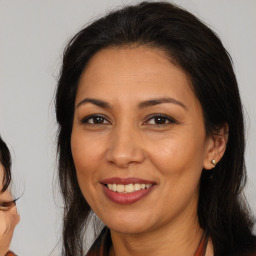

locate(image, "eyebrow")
[[139, 97, 188, 110], [76, 97, 187, 110], [76, 98, 111, 109]]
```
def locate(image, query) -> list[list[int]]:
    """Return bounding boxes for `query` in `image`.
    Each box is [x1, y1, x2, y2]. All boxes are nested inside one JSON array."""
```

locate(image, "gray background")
[[0, 0, 255, 255]]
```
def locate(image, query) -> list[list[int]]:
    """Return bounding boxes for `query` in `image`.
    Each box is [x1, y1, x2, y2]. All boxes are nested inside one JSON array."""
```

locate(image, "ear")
[[203, 123, 229, 170]]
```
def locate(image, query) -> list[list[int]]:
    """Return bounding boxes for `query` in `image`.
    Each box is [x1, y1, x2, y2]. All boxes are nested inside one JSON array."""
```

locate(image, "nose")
[[105, 125, 146, 168]]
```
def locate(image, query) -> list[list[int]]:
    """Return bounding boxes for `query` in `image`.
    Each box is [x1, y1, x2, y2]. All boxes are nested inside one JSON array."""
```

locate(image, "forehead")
[[80, 46, 185, 83], [76, 46, 198, 108]]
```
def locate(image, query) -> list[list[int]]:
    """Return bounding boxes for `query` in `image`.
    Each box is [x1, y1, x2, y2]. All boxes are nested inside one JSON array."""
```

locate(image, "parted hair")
[[55, 2, 255, 255]]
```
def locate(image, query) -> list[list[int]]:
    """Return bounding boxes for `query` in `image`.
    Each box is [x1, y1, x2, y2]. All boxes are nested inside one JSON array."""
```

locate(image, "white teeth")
[[107, 183, 152, 193], [125, 184, 134, 193], [116, 184, 124, 193], [134, 184, 141, 191]]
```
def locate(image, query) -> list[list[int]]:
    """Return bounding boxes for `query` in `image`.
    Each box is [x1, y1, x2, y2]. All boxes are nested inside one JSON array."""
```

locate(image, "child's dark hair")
[[0, 136, 12, 192]]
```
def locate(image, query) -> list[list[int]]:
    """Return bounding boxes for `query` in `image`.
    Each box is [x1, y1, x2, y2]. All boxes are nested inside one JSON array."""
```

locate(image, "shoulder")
[[86, 227, 111, 256], [246, 251, 256, 256], [241, 238, 256, 256], [5, 251, 17, 256], [247, 248, 256, 256]]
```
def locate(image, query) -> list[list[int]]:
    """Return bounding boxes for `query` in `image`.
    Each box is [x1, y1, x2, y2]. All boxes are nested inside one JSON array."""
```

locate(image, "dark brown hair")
[[0, 136, 12, 192], [55, 2, 255, 255]]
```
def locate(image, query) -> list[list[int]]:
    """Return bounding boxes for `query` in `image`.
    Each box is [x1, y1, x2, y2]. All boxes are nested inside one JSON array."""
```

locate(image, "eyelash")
[[0, 198, 19, 211], [144, 114, 177, 126], [81, 114, 110, 125], [80, 114, 177, 127]]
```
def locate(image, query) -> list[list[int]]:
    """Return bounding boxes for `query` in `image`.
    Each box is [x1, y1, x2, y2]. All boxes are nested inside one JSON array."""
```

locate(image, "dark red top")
[[5, 251, 17, 256]]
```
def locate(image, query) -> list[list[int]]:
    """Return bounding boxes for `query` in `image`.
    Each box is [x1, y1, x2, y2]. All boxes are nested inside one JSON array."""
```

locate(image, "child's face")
[[0, 164, 20, 255]]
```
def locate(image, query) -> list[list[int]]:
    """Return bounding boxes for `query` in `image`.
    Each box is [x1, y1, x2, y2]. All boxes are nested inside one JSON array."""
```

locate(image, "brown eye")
[[90, 116, 105, 124], [154, 117, 169, 124], [81, 114, 110, 125], [146, 114, 176, 125]]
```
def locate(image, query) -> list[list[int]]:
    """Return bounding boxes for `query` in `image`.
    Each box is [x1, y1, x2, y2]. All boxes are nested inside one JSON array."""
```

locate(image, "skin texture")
[[71, 46, 227, 256], [0, 164, 19, 256]]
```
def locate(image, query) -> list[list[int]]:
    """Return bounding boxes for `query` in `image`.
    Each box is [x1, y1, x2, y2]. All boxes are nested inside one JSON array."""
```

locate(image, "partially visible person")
[[0, 136, 20, 256]]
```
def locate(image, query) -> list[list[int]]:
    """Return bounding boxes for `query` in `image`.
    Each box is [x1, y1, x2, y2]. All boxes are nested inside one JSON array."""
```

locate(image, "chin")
[[103, 214, 153, 234], [109, 223, 149, 234]]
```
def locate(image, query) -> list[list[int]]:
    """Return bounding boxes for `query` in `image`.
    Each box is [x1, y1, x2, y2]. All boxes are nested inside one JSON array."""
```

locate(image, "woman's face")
[[71, 46, 214, 234]]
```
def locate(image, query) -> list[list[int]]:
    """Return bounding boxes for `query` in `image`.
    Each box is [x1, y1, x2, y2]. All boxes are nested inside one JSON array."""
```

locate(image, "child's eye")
[[81, 115, 110, 125], [145, 114, 176, 126], [0, 199, 17, 211]]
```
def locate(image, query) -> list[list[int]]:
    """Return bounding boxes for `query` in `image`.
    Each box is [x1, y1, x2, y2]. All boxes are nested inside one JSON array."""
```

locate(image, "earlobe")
[[203, 124, 229, 170], [210, 159, 216, 167]]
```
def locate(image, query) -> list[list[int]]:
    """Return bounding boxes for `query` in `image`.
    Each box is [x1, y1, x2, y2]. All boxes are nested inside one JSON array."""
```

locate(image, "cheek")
[[150, 139, 203, 171], [71, 134, 100, 212], [149, 136, 205, 208], [71, 131, 104, 173], [148, 132, 206, 189], [71, 131, 102, 197]]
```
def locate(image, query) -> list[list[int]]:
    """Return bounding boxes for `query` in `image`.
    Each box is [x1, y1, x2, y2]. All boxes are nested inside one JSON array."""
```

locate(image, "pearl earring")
[[211, 159, 216, 167]]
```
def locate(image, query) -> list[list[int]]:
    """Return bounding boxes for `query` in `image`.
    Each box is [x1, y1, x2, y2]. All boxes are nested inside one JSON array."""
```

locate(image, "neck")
[[109, 205, 204, 256]]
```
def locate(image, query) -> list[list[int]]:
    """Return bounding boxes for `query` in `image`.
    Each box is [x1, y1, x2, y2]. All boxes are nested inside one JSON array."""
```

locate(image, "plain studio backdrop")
[[0, 0, 255, 255]]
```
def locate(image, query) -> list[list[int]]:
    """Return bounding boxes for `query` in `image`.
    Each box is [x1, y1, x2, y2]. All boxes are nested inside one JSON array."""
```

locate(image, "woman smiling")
[[55, 2, 256, 255]]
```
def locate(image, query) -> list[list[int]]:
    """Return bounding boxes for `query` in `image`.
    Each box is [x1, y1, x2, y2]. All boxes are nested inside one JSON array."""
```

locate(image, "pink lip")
[[101, 177, 156, 205]]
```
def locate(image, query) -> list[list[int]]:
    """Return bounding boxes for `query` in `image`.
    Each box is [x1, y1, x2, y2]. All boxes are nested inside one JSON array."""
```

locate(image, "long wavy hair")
[[0, 136, 12, 193], [55, 2, 255, 255]]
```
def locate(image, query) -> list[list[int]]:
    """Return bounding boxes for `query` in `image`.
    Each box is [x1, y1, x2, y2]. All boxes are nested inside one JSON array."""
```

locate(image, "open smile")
[[101, 177, 156, 204], [106, 183, 152, 193]]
